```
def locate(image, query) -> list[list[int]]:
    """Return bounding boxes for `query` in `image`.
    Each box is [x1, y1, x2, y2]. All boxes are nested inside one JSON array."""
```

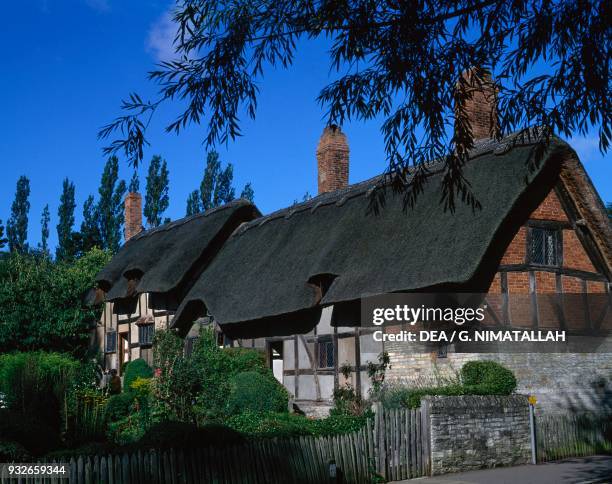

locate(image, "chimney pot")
[[124, 192, 143, 242], [316, 125, 349, 194], [456, 68, 499, 141]]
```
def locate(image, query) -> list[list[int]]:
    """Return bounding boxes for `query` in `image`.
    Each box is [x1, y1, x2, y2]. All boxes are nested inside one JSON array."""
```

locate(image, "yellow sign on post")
[[528, 395, 537, 406]]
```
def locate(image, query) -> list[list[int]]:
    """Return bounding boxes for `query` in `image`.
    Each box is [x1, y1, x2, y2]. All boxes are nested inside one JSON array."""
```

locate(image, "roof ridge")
[[233, 128, 554, 237], [128, 198, 251, 242]]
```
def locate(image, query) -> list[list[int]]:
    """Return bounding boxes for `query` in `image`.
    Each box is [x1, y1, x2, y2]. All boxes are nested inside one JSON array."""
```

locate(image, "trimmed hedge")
[[226, 411, 370, 438], [461, 360, 517, 395], [382, 361, 518, 409], [123, 359, 153, 392], [227, 371, 289, 415]]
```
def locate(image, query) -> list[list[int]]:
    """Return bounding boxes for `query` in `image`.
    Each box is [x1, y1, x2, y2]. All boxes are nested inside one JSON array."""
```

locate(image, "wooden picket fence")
[[1, 429, 377, 484], [0, 406, 431, 483], [535, 412, 612, 463], [372, 404, 430, 480]]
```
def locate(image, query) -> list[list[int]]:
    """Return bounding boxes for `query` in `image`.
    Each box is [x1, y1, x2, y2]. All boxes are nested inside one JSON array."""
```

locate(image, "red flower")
[[154, 368, 162, 377]]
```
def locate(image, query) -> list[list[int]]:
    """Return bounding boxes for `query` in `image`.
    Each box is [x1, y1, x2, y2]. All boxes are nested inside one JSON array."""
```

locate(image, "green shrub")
[[123, 359, 153, 392], [0, 249, 111, 357], [380, 361, 518, 409], [227, 371, 289, 415], [0, 352, 85, 455], [138, 421, 244, 449], [224, 347, 267, 373], [105, 393, 136, 422], [226, 411, 370, 438], [461, 360, 517, 395]]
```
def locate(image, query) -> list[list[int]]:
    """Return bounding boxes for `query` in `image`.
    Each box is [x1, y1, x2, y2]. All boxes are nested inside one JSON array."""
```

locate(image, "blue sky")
[[1, 1, 610, 251]]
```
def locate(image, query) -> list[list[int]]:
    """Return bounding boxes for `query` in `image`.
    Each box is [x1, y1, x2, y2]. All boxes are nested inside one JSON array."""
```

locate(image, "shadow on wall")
[[561, 376, 612, 417]]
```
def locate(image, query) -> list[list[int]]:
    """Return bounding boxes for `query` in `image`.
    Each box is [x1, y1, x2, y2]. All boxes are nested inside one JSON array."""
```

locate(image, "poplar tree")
[[187, 151, 253, 215], [97, 156, 126, 253], [186, 190, 201, 216], [7, 176, 30, 253], [240, 183, 255, 202], [40, 204, 50, 254], [200, 151, 221, 211], [76, 195, 103, 256], [144, 155, 170, 227], [56, 178, 76, 260], [0, 220, 7, 250]]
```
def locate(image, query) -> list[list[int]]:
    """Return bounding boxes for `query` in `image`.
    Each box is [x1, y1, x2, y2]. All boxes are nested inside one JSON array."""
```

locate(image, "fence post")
[[420, 399, 432, 476], [528, 396, 537, 464]]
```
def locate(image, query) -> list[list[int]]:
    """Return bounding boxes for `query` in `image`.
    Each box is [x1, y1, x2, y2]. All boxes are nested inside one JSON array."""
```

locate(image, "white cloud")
[[147, 10, 179, 62]]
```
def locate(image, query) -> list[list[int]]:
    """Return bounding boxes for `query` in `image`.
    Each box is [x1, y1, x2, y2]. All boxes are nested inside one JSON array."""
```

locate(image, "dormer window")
[[529, 227, 561, 267]]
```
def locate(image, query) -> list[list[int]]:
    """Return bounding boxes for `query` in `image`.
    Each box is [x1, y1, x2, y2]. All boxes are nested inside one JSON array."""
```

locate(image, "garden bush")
[[226, 411, 370, 438], [123, 358, 153, 392], [461, 360, 517, 395], [380, 361, 518, 408], [0, 249, 111, 357], [0, 352, 85, 454], [227, 371, 289, 415], [105, 393, 136, 422]]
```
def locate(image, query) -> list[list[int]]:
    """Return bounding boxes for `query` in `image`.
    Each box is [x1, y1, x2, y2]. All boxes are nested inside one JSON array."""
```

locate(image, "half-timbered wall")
[[95, 294, 174, 374], [385, 186, 611, 414]]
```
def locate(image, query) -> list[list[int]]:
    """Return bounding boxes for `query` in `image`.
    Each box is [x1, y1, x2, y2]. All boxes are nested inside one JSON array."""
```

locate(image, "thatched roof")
[[96, 199, 260, 307], [171, 135, 596, 337]]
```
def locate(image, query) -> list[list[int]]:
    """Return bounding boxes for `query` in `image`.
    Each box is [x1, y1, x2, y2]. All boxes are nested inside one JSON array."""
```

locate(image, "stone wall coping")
[[423, 394, 529, 410]]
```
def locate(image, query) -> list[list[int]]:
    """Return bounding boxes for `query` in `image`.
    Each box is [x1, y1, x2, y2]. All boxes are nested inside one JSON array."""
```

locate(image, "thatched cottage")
[[94, 73, 611, 415]]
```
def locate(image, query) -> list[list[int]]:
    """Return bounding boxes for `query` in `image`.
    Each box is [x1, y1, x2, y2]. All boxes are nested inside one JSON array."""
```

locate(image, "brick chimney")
[[124, 192, 143, 241], [316, 125, 349, 194], [456, 68, 499, 141]]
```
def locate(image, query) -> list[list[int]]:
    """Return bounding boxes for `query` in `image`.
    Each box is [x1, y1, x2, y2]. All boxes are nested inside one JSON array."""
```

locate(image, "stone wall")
[[423, 395, 531, 475], [385, 345, 612, 414]]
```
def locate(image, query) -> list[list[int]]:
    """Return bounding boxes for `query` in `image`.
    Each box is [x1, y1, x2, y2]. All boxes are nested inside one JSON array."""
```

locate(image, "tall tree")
[[97, 156, 126, 253], [7, 176, 30, 253], [77, 195, 103, 256], [101, 0, 610, 209], [144, 155, 170, 227], [0, 220, 7, 250], [56, 178, 76, 260], [213, 163, 235, 207], [186, 151, 254, 215], [240, 183, 255, 202], [200, 151, 221, 211], [40, 204, 50, 254], [186, 190, 201, 216]]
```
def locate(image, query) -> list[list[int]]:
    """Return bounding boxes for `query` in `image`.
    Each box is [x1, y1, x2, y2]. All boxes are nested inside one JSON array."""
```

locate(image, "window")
[[138, 324, 154, 347], [105, 331, 117, 353], [436, 344, 448, 358], [318, 340, 334, 369], [530, 228, 560, 266]]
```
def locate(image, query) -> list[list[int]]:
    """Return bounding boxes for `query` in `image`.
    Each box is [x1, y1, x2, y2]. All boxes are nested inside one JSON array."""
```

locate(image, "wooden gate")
[[372, 403, 431, 480]]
